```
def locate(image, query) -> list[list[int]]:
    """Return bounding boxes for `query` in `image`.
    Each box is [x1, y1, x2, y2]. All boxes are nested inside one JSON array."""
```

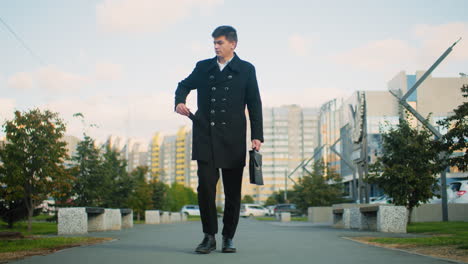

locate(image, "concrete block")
[[377, 206, 407, 233], [104, 209, 122, 230], [280, 212, 291, 222], [145, 210, 160, 224], [122, 211, 133, 228], [349, 207, 361, 229], [170, 212, 182, 222], [88, 211, 106, 232], [333, 211, 344, 228], [161, 211, 170, 224], [307, 207, 332, 224], [58, 208, 87, 235], [343, 208, 351, 229], [360, 210, 378, 231]]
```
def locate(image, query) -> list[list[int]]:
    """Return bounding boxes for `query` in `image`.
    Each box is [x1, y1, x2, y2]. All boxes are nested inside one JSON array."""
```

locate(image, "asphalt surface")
[[12, 219, 461, 264]]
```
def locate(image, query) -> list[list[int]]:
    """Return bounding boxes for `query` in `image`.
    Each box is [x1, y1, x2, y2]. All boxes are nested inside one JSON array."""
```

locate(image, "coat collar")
[[205, 53, 241, 73]]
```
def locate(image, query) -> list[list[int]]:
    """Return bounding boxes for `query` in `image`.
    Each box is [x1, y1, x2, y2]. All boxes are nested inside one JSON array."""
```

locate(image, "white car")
[[266, 205, 276, 216], [180, 205, 200, 216], [449, 180, 468, 203], [240, 204, 268, 217], [370, 195, 392, 204]]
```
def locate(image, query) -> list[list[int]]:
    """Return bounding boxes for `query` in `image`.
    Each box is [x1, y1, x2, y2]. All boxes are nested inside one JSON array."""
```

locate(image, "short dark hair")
[[212, 25, 237, 43]]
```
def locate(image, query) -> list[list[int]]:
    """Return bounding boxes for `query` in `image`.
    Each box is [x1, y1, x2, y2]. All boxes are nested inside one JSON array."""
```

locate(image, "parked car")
[[274, 204, 301, 216], [180, 205, 200, 216], [449, 180, 468, 203], [370, 195, 392, 204], [240, 204, 268, 217], [266, 205, 276, 216]]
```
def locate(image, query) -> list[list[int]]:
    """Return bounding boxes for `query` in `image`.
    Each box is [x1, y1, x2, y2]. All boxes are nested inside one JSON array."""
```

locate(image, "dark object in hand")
[[249, 150, 263, 185]]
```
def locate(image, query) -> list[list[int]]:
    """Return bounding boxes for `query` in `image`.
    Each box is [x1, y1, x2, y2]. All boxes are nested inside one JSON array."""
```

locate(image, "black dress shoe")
[[222, 236, 236, 253], [195, 234, 216, 254]]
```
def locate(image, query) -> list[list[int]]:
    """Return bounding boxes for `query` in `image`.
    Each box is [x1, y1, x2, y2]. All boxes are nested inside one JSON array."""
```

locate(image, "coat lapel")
[[205, 53, 241, 86]]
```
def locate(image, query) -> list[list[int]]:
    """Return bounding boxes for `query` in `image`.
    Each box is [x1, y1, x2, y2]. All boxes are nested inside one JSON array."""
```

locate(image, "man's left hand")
[[251, 139, 262, 151]]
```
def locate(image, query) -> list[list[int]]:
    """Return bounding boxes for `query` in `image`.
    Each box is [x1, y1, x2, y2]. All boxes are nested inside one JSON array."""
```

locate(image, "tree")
[[127, 166, 153, 220], [0, 109, 70, 231], [0, 198, 42, 228], [264, 190, 298, 206], [71, 135, 106, 207], [150, 180, 168, 210], [100, 146, 131, 208], [264, 196, 278, 206], [292, 160, 344, 213], [369, 117, 441, 222], [241, 195, 254, 204], [437, 84, 468, 171], [164, 183, 197, 212]]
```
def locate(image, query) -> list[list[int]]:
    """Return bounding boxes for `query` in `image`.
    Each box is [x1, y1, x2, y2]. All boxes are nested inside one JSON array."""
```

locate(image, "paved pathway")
[[13, 219, 459, 264]]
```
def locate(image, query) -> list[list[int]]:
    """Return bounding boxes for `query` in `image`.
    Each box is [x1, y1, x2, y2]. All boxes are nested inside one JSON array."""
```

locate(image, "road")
[[12, 219, 458, 264]]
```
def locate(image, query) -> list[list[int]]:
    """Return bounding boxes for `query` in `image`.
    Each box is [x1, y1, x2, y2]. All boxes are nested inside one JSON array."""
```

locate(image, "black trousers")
[[197, 160, 244, 239]]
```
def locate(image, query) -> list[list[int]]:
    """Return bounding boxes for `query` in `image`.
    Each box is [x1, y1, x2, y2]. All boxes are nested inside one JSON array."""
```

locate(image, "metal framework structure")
[[389, 38, 461, 221]]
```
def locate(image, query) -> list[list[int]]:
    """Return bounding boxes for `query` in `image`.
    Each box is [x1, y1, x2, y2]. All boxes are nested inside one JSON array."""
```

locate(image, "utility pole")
[[284, 169, 288, 202]]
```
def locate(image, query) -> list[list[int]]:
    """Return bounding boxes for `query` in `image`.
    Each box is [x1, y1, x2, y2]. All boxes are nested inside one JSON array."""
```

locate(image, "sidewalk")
[[12, 219, 457, 264]]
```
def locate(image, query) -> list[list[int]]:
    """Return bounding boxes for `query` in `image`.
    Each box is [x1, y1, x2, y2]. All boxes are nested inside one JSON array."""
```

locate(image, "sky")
[[1, 0, 467, 143]]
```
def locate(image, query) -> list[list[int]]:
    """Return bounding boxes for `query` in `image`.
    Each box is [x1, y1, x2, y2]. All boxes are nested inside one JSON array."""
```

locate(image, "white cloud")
[[413, 23, 468, 63], [35, 65, 90, 91], [0, 98, 16, 124], [7, 72, 34, 90], [7, 66, 90, 92], [38, 91, 192, 142], [331, 23, 468, 76], [7, 62, 124, 92], [331, 39, 417, 72], [96, 0, 223, 33], [95, 62, 124, 81], [288, 34, 314, 57]]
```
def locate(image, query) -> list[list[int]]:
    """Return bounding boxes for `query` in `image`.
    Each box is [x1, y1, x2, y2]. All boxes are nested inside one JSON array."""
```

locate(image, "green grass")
[[32, 214, 56, 221], [0, 237, 102, 253], [370, 222, 468, 249], [292, 216, 308, 222], [254, 216, 276, 221], [0, 220, 57, 236], [254, 216, 308, 221], [188, 215, 201, 221]]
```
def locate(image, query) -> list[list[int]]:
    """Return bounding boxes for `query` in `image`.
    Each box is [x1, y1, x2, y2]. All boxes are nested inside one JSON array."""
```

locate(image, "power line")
[[0, 16, 46, 66]]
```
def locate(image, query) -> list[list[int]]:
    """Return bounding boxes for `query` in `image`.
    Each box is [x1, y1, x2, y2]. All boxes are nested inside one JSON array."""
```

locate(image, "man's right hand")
[[176, 103, 191, 117]]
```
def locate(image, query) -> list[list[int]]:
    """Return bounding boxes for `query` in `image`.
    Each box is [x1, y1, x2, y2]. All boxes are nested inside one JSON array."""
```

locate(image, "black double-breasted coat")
[[175, 53, 263, 168]]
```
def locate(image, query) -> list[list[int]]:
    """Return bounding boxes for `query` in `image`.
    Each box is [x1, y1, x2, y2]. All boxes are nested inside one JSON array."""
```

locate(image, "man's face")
[[213, 36, 236, 58]]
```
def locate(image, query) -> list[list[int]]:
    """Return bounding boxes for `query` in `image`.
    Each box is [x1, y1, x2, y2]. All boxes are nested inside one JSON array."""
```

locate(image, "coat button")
[[211, 122, 215, 126], [225, 87, 229, 91], [221, 109, 226, 113], [211, 98, 216, 102], [222, 98, 227, 101], [221, 122, 226, 125], [210, 110, 215, 114], [209, 75, 214, 79], [228, 75, 232, 79], [212, 87, 216, 91]]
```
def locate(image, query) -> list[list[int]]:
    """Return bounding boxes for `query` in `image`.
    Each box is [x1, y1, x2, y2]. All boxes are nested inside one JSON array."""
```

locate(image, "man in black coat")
[[174, 25, 263, 254]]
